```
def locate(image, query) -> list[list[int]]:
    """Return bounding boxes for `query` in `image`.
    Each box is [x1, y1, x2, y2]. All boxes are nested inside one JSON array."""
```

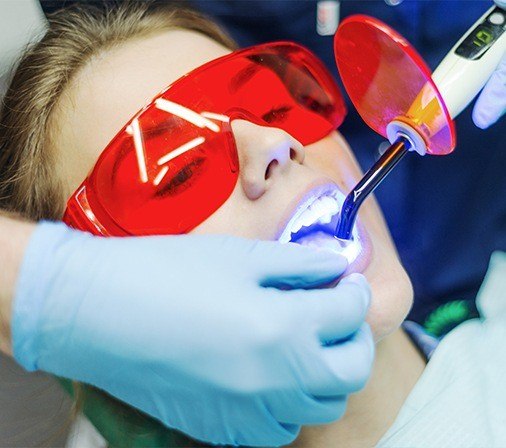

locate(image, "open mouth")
[[277, 185, 362, 263]]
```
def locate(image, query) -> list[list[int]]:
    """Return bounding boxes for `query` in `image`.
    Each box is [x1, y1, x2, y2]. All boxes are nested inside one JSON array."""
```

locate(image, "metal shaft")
[[335, 137, 410, 240]]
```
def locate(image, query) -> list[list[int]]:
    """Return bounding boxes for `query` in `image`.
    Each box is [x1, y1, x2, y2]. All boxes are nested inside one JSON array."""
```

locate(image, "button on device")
[[384, 0, 403, 6], [488, 12, 505, 26]]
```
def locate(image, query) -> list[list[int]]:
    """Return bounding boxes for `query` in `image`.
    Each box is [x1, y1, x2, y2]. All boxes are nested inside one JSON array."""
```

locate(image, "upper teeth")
[[278, 190, 344, 244]]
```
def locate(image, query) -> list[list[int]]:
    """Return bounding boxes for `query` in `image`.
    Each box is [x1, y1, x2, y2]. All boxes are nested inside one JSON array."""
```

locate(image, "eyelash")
[[261, 104, 292, 123], [155, 157, 205, 198]]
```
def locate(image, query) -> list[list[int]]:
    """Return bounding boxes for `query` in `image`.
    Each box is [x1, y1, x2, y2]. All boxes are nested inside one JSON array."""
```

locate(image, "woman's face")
[[53, 29, 412, 340]]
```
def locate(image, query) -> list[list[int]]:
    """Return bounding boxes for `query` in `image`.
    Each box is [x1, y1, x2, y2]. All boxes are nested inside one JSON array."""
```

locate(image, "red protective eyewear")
[[63, 42, 347, 236]]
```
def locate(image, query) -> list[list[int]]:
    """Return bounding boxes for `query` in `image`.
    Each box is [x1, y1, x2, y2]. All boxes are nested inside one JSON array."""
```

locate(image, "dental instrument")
[[334, 5, 506, 241]]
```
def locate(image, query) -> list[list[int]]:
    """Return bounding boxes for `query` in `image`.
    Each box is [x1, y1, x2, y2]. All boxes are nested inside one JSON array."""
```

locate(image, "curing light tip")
[[334, 137, 410, 240]]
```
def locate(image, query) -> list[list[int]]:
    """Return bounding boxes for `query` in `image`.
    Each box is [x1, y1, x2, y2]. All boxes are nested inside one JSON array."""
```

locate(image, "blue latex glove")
[[13, 221, 373, 447], [472, 0, 506, 129]]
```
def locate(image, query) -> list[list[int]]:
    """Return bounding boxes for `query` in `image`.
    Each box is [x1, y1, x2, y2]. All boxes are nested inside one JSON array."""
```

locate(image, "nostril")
[[290, 146, 304, 163], [265, 159, 279, 180]]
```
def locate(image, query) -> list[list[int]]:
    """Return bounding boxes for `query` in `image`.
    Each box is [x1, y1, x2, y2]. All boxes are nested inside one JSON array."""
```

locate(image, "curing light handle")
[[334, 137, 410, 240], [431, 4, 506, 120]]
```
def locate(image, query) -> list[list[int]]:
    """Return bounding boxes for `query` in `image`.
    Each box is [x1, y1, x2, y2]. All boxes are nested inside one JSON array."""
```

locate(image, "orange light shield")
[[334, 15, 456, 155]]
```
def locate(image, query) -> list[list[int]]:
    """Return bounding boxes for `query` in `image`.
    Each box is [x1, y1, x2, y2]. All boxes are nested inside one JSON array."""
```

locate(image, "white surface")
[[386, 120, 427, 156], [0, 0, 46, 81], [378, 252, 506, 448], [66, 414, 107, 448]]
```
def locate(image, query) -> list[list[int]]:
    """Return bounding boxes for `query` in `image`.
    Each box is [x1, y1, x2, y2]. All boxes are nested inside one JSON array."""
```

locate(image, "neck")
[[292, 329, 426, 448]]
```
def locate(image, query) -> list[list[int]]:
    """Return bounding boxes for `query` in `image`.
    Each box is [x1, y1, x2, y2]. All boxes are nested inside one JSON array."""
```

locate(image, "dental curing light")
[[334, 5, 506, 241]]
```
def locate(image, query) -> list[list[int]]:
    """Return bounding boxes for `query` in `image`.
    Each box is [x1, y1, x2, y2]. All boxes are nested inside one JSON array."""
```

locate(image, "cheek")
[[190, 188, 247, 236], [366, 248, 414, 341], [190, 183, 276, 240], [304, 133, 362, 191]]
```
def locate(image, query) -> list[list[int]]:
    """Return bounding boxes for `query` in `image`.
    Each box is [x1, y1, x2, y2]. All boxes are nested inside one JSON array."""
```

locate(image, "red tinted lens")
[[85, 108, 238, 235], [64, 43, 345, 236], [334, 15, 455, 155], [183, 43, 346, 145]]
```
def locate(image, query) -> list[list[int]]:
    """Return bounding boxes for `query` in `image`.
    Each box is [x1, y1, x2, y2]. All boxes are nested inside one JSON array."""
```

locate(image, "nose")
[[231, 120, 305, 200]]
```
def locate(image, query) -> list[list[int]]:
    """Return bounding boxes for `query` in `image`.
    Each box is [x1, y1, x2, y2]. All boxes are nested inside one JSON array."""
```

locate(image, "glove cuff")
[[12, 221, 75, 370]]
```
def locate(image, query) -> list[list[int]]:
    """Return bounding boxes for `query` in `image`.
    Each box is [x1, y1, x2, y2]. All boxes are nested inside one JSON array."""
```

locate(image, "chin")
[[365, 252, 414, 341]]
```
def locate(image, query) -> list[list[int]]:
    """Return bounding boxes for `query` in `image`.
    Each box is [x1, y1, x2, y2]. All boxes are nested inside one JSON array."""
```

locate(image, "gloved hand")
[[472, 0, 506, 129], [13, 221, 374, 447]]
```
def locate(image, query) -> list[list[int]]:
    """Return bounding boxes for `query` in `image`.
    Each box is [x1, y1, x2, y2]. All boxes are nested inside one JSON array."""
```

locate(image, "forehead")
[[53, 29, 231, 196]]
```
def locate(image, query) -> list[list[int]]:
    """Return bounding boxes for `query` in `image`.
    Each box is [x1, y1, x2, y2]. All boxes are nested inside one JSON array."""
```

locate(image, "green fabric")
[[423, 299, 477, 338], [58, 378, 203, 447]]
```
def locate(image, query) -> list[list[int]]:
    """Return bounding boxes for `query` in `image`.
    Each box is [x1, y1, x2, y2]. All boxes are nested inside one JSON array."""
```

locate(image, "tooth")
[[321, 196, 339, 214], [280, 191, 345, 243], [310, 200, 327, 217], [319, 212, 333, 224], [318, 195, 331, 208], [331, 192, 344, 209], [278, 233, 290, 244], [300, 209, 318, 227], [290, 216, 305, 233], [314, 198, 328, 216]]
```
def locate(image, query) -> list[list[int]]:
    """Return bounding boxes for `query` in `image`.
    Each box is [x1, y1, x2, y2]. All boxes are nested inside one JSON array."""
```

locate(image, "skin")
[[52, 29, 426, 446]]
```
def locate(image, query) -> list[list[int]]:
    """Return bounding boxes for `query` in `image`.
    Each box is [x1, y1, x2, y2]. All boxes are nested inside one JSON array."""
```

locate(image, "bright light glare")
[[153, 166, 170, 186], [201, 112, 230, 123], [131, 118, 148, 183], [157, 137, 205, 166], [155, 99, 219, 132], [338, 238, 361, 264]]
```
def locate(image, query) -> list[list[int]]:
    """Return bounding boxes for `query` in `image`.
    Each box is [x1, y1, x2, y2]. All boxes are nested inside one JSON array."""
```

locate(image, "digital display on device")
[[456, 8, 505, 60]]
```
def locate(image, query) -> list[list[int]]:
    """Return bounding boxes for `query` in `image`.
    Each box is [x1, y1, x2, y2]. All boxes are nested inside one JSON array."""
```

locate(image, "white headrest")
[[0, 0, 47, 93]]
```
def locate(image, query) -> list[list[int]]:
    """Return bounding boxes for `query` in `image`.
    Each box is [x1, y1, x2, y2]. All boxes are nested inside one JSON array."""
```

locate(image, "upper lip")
[[276, 181, 346, 243]]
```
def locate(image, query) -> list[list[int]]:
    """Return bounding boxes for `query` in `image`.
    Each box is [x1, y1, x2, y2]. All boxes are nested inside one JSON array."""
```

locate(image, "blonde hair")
[[0, 2, 236, 446], [0, 0, 235, 221]]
